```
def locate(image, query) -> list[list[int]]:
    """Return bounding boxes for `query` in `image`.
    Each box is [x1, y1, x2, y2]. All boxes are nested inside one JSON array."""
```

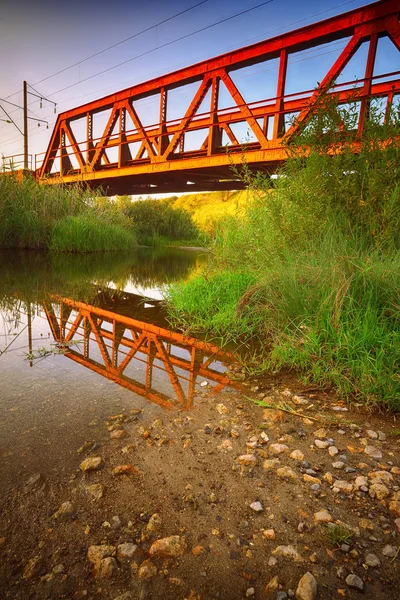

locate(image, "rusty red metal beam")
[[36, 0, 400, 194]]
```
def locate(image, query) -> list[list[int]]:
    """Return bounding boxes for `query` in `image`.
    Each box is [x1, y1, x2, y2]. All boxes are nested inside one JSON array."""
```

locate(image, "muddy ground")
[[1, 370, 399, 600]]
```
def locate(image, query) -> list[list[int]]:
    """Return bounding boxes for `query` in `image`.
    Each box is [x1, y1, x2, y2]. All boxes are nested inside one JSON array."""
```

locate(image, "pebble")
[[268, 557, 278, 567], [332, 461, 345, 470], [365, 553, 381, 567], [117, 543, 138, 561], [369, 470, 393, 485], [85, 484, 104, 501], [110, 429, 128, 440], [146, 513, 162, 534], [277, 466, 298, 480], [366, 430, 378, 439], [112, 465, 142, 476], [328, 446, 339, 457], [87, 545, 115, 564], [272, 545, 303, 562], [296, 572, 317, 600], [314, 509, 333, 523], [80, 456, 102, 471], [332, 481, 353, 494], [138, 559, 157, 579], [303, 474, 320, 485], [345, 466, 357, 474], [52, 501, 74, 520], [314, 440, 329, 449], [94, 557, 117, 579], [269, 444, 289, 455], [148, 536, 186, 558], [364, 446, 383, 460], [218, 439, 233, 451], [382, 544, 397, 558], [262, 529, 276, 540], [237, 454, 257, 466], [292, 395, 309, 405], [345, 574, 364, 591], [369, 483, 390, 500], [277, 593, 288, 600], [354, 476, 368, 490], [246, 588, 255, 597], [265, 575, 279, 593], [290, 450, 304, 461], [250, 501, 264, 513]]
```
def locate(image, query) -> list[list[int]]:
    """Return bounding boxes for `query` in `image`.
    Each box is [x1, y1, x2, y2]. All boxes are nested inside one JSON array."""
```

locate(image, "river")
[[0, 248, 235, 489]]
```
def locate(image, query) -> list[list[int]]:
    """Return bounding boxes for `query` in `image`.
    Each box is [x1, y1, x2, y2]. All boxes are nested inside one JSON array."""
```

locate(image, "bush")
[[0, 175, 136, 252], [125, 197, 201, 245]]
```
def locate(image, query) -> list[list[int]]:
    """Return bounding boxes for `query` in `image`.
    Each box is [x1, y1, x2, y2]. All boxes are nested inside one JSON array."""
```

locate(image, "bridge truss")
[[36, 0, 400, 194], [42, 296, 237, 410]]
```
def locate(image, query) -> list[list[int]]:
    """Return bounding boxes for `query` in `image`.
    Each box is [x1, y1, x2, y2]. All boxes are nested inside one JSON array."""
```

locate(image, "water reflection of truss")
[[42, 295, 238, 410]]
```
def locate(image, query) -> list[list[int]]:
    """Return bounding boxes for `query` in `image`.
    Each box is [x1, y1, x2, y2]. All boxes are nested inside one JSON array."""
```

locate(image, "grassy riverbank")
[[0, 175, 136, 252], [168, 102, 400, 409]]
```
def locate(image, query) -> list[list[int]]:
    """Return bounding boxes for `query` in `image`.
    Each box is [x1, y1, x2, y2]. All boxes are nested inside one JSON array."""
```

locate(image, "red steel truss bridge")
[[35, 0, 400, 195], [42, 294, 238, 410]]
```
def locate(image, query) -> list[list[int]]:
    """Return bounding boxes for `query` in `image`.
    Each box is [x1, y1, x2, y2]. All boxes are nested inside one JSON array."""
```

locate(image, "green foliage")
[[0, 174, 136, 252], [50, 215, 136, 252], [168, 96, 400, 408], [166, 271, 260, 339], [326, 524, 353, 547], [124, 197, 202, 245]]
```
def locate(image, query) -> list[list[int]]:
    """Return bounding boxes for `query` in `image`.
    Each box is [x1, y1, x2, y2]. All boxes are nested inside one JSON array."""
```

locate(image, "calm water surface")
[[0, 248, 235, 489]]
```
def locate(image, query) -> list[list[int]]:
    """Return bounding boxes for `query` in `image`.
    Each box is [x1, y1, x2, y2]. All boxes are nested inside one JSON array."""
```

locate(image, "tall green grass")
[[50, 215, 136, 252], [0, 174, 136, 252], [167, 98, 400, 409], [121, 196, 203, 245]]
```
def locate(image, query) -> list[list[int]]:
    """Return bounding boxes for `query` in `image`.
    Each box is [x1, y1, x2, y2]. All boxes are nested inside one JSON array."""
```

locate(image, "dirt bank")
[[1, 371, 399, 600]]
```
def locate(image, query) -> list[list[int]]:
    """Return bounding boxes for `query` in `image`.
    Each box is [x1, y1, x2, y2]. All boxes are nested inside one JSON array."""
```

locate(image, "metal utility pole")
[[23, 80, 28, 170]]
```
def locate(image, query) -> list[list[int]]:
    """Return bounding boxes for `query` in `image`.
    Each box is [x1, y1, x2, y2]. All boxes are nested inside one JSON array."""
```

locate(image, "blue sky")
[[0, 0, 394, 163]]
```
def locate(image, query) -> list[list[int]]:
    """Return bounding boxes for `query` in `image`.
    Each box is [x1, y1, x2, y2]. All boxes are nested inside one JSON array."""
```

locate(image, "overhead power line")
[[32, 1, 209, 87], [48, 1, 274, 98]]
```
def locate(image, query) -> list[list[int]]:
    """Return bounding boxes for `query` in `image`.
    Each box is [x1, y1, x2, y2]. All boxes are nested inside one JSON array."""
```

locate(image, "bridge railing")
[[2, 153, 33, 172]]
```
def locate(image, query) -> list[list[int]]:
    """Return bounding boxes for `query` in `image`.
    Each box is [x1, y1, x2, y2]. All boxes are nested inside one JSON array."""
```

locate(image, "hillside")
[[167, 190, 251, 234]]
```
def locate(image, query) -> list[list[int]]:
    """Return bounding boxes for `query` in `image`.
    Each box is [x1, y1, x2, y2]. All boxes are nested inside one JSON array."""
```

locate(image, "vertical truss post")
[[158, 87, 169, 155], [83, 316, 90, 360], [86, 112, 94, 164], [358, 34, 378, 135], [60, 128, 72, 175], [146, 340, 157, 391], [113, 322, 125, 368], [207, 76, 222, 155], [186, 348, 201, 409], [119, 106, 132, 167], [273, 49, 288, 139]]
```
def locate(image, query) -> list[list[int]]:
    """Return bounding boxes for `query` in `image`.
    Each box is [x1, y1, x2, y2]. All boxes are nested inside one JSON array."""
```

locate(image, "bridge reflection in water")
[[42, 292, 238, 410]]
